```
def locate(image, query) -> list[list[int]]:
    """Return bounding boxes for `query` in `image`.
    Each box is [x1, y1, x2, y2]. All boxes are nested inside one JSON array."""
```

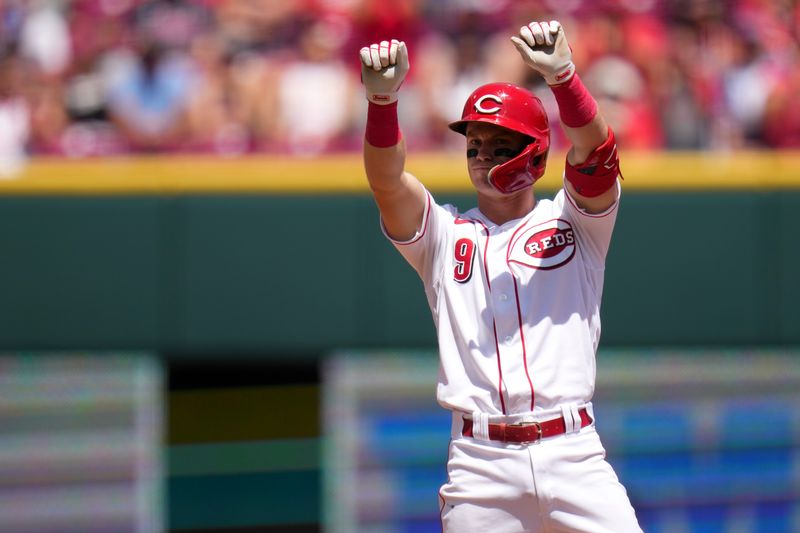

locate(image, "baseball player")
[[360, 20, 642, 533]]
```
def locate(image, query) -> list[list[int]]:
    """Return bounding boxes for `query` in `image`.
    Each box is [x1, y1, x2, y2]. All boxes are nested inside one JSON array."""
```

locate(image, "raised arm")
[[512, 21, 620, 213], [360, 40, 427, 241]]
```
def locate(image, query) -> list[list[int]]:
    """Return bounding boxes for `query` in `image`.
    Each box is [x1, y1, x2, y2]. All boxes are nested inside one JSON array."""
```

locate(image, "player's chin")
[[468, 175, 490, 194], [468, 167, 491, 184], [469, 168, 500, 194]]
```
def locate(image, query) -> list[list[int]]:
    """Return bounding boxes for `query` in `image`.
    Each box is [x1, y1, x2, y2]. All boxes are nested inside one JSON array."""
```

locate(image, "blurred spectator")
[[267, 15, 359, 156], [132, 0, 214, 52], [58, 0, 133, 157], [19, 0, 72, 78], [763, 67, 800, 148], [14, 0, 73, 156], [104, 41, 195, 152], [27, 70, 69, 154], [183, 31, 251, 155], [0, 49, 30, 176], [578, 14, 664, 149], [98, 0, 214, 152], [345, 0, 428, 60], [648, 23, 708, 149], [722, 37, 773, 146], [213, 0, 305, 150], [584, 55, 664, 150], [215, 0, 303, 55], [0, 1, 26, 52]]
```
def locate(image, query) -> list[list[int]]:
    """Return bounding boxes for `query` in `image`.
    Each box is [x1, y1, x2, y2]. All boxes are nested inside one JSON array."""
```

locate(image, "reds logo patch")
[[507, 218, 576, 269]]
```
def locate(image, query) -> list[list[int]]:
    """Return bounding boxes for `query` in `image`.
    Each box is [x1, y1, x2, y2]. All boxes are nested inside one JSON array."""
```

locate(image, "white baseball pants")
[[438, 425, 642, 532]]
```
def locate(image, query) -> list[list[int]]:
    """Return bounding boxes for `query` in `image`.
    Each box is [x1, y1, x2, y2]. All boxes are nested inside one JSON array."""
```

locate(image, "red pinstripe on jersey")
[[491, 318, 507, 414], [512, 275, 536, 411]]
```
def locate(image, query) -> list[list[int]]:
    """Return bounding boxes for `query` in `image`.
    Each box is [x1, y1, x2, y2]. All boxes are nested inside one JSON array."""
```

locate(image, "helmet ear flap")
[[488, 141, 549, 194]]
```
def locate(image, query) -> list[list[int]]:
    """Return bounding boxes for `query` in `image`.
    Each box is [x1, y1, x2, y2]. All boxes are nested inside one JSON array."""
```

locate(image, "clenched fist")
[[359, 39, 410, 105], [511, 21, 575, 86]]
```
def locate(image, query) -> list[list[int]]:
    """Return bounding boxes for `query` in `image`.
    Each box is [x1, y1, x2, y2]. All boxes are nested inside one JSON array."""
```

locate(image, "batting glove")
[[511, 21, 575, 86], [360, 39, 409, 105]]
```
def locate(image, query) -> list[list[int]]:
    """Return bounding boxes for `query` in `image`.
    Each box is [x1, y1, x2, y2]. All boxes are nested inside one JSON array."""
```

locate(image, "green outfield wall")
[[0, 153, 798, 351]]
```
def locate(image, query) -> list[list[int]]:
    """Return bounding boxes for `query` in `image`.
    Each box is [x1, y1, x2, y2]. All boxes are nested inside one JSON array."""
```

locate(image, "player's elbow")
[[563, 115, 609, 166]]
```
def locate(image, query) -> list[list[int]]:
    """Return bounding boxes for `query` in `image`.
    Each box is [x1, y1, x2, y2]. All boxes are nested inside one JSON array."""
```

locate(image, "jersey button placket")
[[492, 278, 515, 345]]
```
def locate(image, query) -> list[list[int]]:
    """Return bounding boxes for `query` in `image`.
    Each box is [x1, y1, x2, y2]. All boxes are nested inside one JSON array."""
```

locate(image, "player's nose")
[[475, 145, 494, 161]]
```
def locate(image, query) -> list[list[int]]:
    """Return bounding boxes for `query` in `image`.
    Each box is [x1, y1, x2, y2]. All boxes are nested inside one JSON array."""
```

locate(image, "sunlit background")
[[0, 0, 798, 532]]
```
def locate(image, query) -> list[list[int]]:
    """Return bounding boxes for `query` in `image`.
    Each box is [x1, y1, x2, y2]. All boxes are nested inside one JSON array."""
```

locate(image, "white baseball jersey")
[[384, 182, 619, 416]]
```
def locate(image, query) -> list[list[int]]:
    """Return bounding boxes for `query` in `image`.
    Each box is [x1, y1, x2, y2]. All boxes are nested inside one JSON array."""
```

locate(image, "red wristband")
[[550, 73, 597, 128], [365, 101, 402, 148]]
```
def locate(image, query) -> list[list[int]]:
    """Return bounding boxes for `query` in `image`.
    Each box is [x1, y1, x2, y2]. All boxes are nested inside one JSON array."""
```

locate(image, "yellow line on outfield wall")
[[0, 151, 797, 195]]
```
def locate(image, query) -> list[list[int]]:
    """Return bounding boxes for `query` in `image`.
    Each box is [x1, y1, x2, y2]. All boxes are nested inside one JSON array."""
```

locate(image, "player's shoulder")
[[430, 198, 463, 219], [531, 190, 581, 223], [532, 193, 559, 215]]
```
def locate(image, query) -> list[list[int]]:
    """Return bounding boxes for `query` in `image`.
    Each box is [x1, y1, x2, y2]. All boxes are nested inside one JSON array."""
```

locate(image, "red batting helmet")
[[449, 82, 550, 194]]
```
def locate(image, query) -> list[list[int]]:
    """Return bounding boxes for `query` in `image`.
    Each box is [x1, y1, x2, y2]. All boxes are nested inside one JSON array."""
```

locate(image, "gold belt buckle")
[[512, 420, 543, 444]]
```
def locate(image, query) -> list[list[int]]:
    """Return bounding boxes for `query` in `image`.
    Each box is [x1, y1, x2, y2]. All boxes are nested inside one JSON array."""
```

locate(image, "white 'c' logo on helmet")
[[474, 94, 503, 114]]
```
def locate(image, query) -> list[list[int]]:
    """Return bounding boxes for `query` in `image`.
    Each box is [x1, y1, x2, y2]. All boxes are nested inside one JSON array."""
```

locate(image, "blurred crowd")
[[0, 0, 798, 174]]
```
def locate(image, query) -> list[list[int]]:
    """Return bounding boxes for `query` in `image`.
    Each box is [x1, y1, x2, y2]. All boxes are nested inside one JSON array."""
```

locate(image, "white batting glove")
[[511, 21, 575, 85], [359, 39, 409, 105]]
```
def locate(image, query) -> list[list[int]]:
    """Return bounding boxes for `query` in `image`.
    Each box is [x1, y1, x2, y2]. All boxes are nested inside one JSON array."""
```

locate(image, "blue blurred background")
[[0, 1, 798, 533]]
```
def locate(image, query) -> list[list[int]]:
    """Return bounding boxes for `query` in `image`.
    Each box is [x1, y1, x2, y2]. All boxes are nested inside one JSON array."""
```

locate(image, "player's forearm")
[[363, 100, 406, 192], [561, 113, 609, 166], [364, 140, 426, 242], [550, 73, 608, 165], [363, 136, 407, 194]]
